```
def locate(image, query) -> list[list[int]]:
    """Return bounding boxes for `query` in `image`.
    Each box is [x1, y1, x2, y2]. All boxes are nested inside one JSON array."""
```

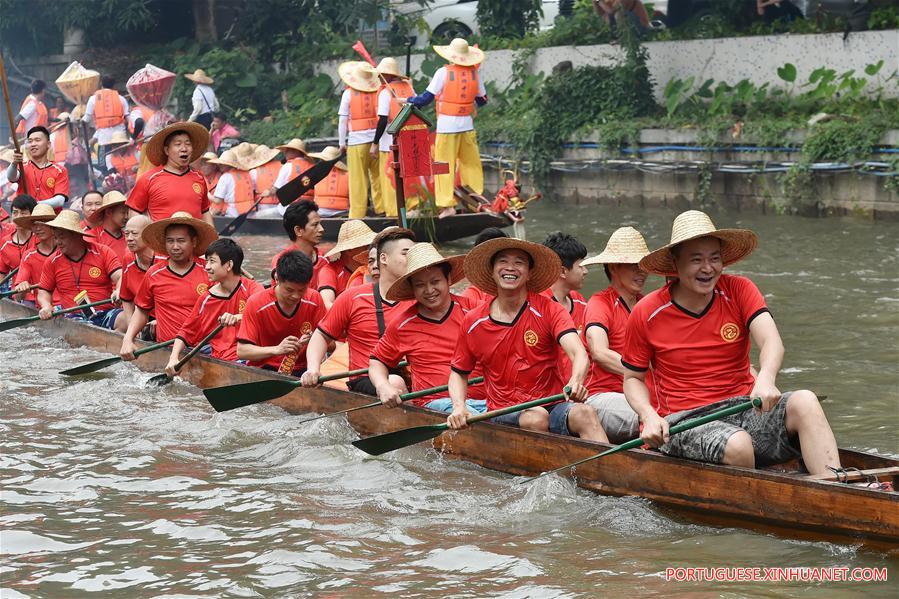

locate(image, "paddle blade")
[[0, 316, 36, 332], [352, 424, 447, 456], [145, 373, 173, 387], [276, 157, 340, 206], [60, 356, 122, 376], [217, 211, 251, 237], [204, 378, 301, 412]]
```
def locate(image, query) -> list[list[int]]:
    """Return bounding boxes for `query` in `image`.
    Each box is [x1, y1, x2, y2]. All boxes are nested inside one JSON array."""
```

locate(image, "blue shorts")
[[66, 307, 122, 330], [424, 397, 487, 414], [490, 401, 573, 436]]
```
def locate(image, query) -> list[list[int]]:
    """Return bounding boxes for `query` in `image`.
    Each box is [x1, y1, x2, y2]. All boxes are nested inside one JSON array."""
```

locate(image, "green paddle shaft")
[[0, 284, 36, 299], [0, 297, 113, 332], [0, 267, 19, 287], [146, 323, 227, 386], [60, 338, 175, 376], [521, 397, 763, 485], [299, 376, 486, 424]]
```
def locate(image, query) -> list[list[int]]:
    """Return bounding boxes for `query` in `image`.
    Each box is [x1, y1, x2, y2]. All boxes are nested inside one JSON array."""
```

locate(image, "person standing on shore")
[[337, 61, 383, 218], [185, 69, 219, 130]]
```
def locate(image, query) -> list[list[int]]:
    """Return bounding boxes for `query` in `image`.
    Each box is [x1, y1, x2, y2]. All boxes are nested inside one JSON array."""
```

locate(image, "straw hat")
[[44, 209, 93, 237], [141, 211, 218, 255], [376, 57, 408, 79], [307, 146, 347, 171], [338, 61, 380, 93], [144, 121, 209, 166], [249, 145, 281, 170], [324, 220, 376, 259], [209, 149, 242, 170], [96, 190, 127, 215], [0, 147, 14, 164], [184, 69, 214, 85], [56, 111, 71, 121], [200, 151, 218, 162], [582, 227, 651, 266], [386, 243, 466, 302], [464, 237, 560, 296], [276, 138, 309, 155], [639, 210, 758, 276], [107, 130, 131, 146], [13, 203, 56, 229], [433, 38, 485, 67]]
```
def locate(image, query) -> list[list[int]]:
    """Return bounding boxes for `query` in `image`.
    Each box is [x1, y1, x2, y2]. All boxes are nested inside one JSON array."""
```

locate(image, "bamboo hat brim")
[[13, 203, 56, 228], [44, 209, 94, 237], [184, 69, 214, 85], [144, 121, 209, 166], [386, 243, 466, 302], [433, 38, 484, 66], [249, 145, 281, 171], [275, 138, 309, 155], [324, 220, 376, 259], [209, 149, 244, 170], [338, 61, 380, 93], [376, 57, 409, 79], [638, 210, 758, 276], [96, 190, 127, 214], [307, 145, 348, 171], [464, 237, 560, 296], [141, 211, 218, 255], [582, 226, 651, 266]]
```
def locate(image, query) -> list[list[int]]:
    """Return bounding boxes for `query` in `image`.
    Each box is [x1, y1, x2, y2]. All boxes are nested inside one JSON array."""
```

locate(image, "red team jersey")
[[540, 289, 587, 382], [317, 282, 411, 378], [118, 254, 165, 304], [134, 259, 210, 342], [371, 298, 487, 406], [14, 246, 56, 302], [452, 292, 578, 410], [126, 166, 210, 221], [583, 286, 642, 395], [621, 274, 769, 416], [177, 277, 264, 361], [91, 228, 128, 262], [37, 243, 121, 309], [236, 286, 326, 372], [0, 233, 36, 274], [319, 260, 358, 297], [20, 162, 69, 206], [460, 285, 492, 306]]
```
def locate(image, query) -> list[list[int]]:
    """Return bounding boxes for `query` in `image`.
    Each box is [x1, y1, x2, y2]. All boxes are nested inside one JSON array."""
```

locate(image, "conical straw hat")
[[96, 190, 127, 214], [324, 220, 376, 259], [307, 146, 347, 171], [200, 151, 218, 162], [376, 57, 408, 79], [639, 210, 758, 276], [249, 145, 281, 171], [143, 121, 209, 166], [582, 227, 651, 266], [44, 209, 93, 236], [13, 203, 56, 229], [141, 211, 218, 255], [208, 149, 243, 170], [107, 130, 131, 145], [338, 61, 380, 93], [184, 69, 214, 85], [386, 243, 466, 302], [464, 237, 560, 296], [276, 138, 309, 155], [433, 38, 484, 66]]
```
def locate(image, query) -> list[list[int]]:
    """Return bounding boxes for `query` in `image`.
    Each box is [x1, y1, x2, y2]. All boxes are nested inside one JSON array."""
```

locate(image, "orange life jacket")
[[313, 168, 349, 211], [348, 89, 378, 131], [254, 160, 283, 205], [386, 80, 415, 121], [110, 147, 139, 182], [15, 95, 48, 135], [129, 107, 156, 136], [286, 157, 315, 200], [93, 89, 125, 129], [345, 265, 368, 289], [50, 127, 70, 164], [230, 170, 257, 215], [206, 171, 220, 193], [49, 107, 60, 120], [436, 65, 478, 117]]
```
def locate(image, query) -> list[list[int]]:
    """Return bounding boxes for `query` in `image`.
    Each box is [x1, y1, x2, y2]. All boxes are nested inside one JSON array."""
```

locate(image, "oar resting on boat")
[[146, 323, 227, 387], [0, 298, 113, 333]]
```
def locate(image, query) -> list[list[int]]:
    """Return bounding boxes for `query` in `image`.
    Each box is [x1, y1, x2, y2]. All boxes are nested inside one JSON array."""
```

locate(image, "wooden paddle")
[[0, 52, 26, 194], [520, 397, 763, 485], [0, 267, 20, 288], [298, 376, 485, 424], [352, 387, 571, 456], [145, 323, 226, 387], [0, 298, 113, 332], [0, 283, 36, 299], [60, 338, 175, 376], [205, 360, 409, 413]]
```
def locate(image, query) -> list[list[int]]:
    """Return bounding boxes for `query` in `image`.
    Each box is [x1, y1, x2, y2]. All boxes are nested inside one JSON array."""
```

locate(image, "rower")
[[621, 210, 841, 474], [371, 57, 416, 218], [11, 204, 57, 305], [344, 243, 379, 289], [271, 138, 314, 203], [36, 209, 125, 331], [104, 130, 140, 188], [371, 243, 487, 413], [308, 147, 350, 218], [460, 226, 507, 305], [270, 200, 332, 303], [165, 238, 263, 375], [120, 212, 216, 359], [0, 195, 38, 286], [319, 219, 376, 306], [580, 226, 650, 443], [337, 61, 383, 218], [446, 237, 607, 441], [91, 191, 129, 262], [302, 227, 417, 396], [209, 150, 255, 217], [408, 38, 487, 218], [7, 126, 70, 211], [80, 191, 105, 231], [197, 152, 220, 196], [236, 250, 329, 376], [125, 121, 213, 225], [541, 232, 589, 383], [117, 214, 163, 324]]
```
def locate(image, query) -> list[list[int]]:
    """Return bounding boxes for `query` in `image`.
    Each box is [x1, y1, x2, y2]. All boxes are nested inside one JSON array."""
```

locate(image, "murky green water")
[[2, 203, 897, 597]]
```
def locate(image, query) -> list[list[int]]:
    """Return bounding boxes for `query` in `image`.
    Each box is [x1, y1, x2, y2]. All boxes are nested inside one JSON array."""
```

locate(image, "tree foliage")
[[476, 0, 543, 39]]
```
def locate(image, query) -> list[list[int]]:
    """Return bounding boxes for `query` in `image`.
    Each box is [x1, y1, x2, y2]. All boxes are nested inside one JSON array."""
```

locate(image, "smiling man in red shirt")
[[622, 210, 840, 475], [7, 127, 69, 210], [269, 200, 335, 305]]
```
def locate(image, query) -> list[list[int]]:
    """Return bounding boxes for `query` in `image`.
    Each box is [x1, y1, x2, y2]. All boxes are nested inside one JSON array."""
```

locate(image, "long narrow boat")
[[3, 298, 897, 547], [215, 212, 511, 243]]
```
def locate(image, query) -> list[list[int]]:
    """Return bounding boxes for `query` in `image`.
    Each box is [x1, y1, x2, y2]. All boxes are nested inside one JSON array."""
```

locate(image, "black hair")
[[163, 129, 192, 148], [542, 232, 587, 269], [282, 200, 320, 241], [604, 265, 612, 281], [205, 238, 244, 273], [82, 190, 103, 202], [490, 248, 534, 269], [164, 223, 198, 240], [101, 74, 116, 88], [473, 226, 507, 247], [26, 126, 50, 141], [12, 195, 37, 212], [212, 112, 228, 121], [31, 80, 46, 94], [376, 227, 416, 257], [275, 249, 313, 284]]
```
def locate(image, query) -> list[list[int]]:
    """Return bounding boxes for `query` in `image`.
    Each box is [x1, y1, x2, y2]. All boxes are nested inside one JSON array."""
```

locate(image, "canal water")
[[2, 204, 897, 597]]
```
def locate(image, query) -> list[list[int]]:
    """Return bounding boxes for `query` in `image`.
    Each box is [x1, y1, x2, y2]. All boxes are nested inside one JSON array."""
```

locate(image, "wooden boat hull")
[[214, 212, 512, 243], [3, 298, 897, 546]]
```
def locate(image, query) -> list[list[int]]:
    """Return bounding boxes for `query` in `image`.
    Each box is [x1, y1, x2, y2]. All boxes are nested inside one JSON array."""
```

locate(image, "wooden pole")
[[0, 52, 27, 195], [391, 140, 407, 228]]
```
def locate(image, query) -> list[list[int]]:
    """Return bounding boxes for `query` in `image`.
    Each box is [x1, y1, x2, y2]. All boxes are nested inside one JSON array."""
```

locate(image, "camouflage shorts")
[[660, 393, 802, 466]]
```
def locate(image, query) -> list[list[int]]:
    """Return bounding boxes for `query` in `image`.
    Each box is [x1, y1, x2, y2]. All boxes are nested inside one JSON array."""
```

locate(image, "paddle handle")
[[446, 388, 570, 433], [400, 375, 484, 402], [174, 323, 225, 372], [53, 298, 116, 316], [319, 360, 409, 384], [134, 338, 176, 358], [0, 283, 36, 298], [0, 267, 20, 287]]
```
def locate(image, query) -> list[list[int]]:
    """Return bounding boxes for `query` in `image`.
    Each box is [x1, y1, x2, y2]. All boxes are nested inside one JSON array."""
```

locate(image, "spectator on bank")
[[756, 0, 803, 24], [185, 69, 219, 130], [593, 0, 650, 32], [210, 112, 241, 152]]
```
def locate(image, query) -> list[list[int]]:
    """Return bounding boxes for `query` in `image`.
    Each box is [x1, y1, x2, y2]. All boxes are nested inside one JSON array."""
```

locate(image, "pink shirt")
[[211, 123, 240, 151]]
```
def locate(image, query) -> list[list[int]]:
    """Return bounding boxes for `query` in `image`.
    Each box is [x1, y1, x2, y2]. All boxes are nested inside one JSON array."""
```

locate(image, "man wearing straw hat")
[[11, 203, 57, 305], [36, 209, 125, 331], [371, 242, 487, 413], [184, 69, 219, 130], [84, 74, 130, 167], [119, 212, 215, 359], [621, 210, 841, 474], [306, 146, 350, 219], [196, 151, 220, 195], [7, 126, 70, 210], [269, 138, 314, 206], [90, 191, 129, 262], [249, 145, 283, 206], [446, 238, 607, 441], [126, 121, 213, 225], [209, 149, 255, 217], [319, 220, 376, 306], [408, 38, 487, 219], [104, 131, 139, 187], [580, 226, 650, 443], [371, 57, 416, 218], [337, 61, 384, 218]]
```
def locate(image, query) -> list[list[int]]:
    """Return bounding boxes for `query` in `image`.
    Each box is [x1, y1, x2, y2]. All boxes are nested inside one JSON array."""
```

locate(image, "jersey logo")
[[192, 182, 203, 195], [301, 321, 312, 335], [88, 267, 102, 278], [301, 175, 311, 187], [524, 329, 539, 347], [46, 177, 56, 188], [196, 283, 208, 295], [238, 299, 247, 313], [720, 322, 740, 342]]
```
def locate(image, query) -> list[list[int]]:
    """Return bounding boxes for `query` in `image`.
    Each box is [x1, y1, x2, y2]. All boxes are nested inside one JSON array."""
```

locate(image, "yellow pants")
[[379, 151, 421, 217], [434, 130, 483, 208], [347, 143, 383, 218]]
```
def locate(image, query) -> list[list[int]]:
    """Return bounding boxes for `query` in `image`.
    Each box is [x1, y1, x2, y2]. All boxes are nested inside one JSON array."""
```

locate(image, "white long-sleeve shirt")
[[189, 85, 219, 121]]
